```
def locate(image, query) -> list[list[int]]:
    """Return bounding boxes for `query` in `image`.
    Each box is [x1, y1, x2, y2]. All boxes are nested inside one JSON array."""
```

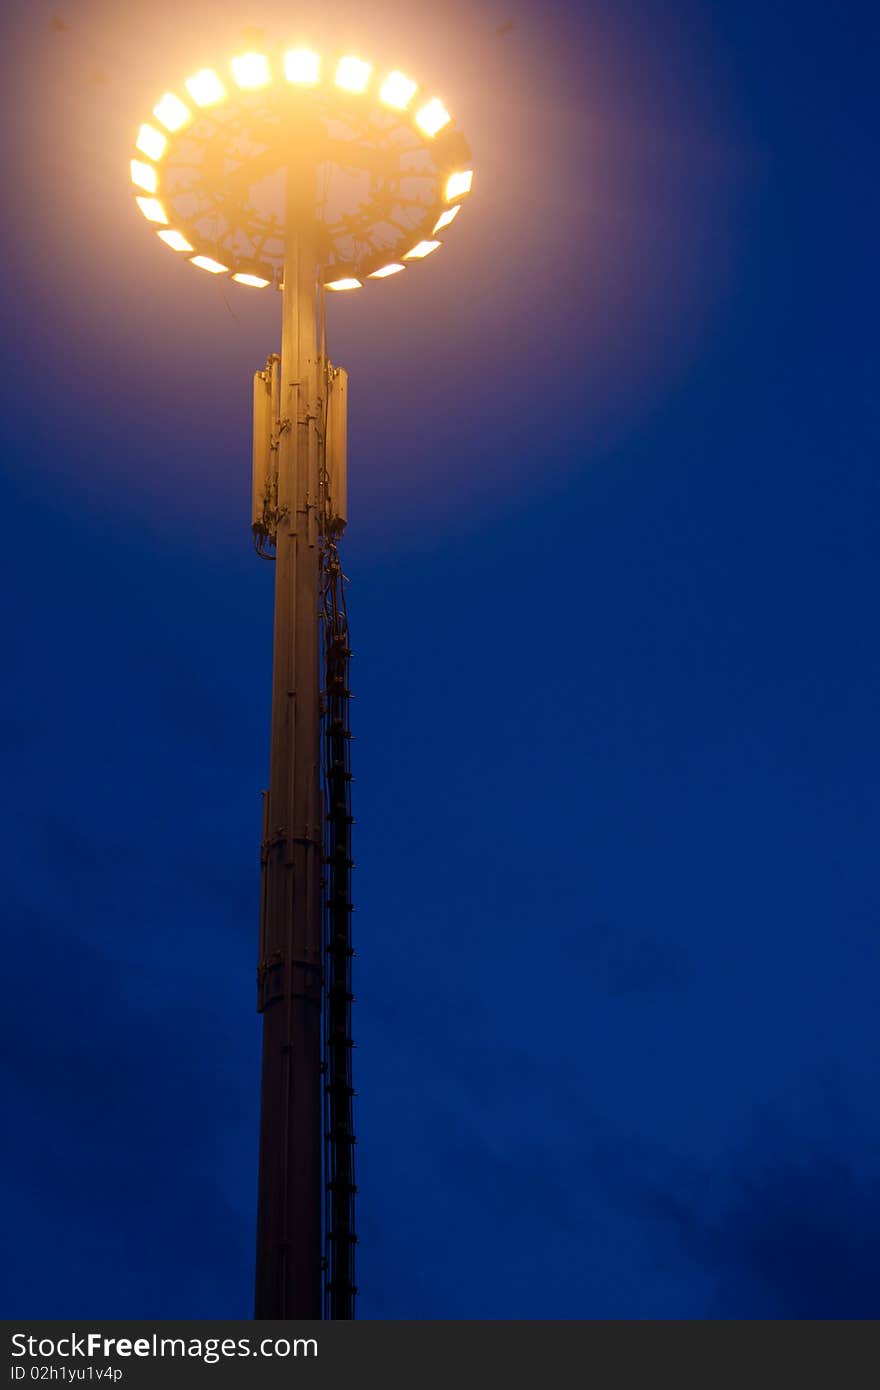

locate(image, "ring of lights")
[[130, 47, 474, 292]]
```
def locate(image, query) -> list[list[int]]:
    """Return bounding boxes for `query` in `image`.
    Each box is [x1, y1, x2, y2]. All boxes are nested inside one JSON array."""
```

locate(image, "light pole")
[[128, 41, 474, 1320], [255, 155, 324, 1320]]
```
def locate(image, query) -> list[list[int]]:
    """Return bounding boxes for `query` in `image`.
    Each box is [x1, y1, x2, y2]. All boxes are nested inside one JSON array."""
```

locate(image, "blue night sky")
[[2, 0, 879, 1318]]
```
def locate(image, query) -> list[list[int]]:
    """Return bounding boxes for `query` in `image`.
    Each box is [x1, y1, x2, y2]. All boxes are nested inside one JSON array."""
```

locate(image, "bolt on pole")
[[254, 155, 323, 1320]]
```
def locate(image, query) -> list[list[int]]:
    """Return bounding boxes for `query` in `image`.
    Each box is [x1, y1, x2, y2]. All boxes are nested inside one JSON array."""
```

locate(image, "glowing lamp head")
[[369, 263, 406, 279], [231, 52, 271, 90], [445, 169, 473, 201], [284, 48, 320, 85], [136, 197, 169, 224], [190, 255, 230, 274], [432, 205, 461, 234], [157, 230, 194, 252], [153, 93, 191, 132], [133, 48, 474, 294], [130, 160, 158, 193], [380, 71, 417, 109], [415, 98, 451, 137], [404, 240, 441, 260], [185, 69, 227, 107], [335, 56, 372, 93], [232, 272, 271, 288], [135, 124, 167, 161]]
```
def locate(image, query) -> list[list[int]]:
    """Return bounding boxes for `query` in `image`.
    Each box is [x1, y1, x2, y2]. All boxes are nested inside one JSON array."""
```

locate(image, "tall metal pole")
[[255, 153, 323, 1320]]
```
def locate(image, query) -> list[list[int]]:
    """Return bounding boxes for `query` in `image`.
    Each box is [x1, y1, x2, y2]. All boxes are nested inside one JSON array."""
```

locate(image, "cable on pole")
[[319, 348, 357, 1319]]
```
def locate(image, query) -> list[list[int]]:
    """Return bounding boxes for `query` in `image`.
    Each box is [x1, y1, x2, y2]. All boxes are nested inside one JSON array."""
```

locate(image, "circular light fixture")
[[129, 46, 474, 292]]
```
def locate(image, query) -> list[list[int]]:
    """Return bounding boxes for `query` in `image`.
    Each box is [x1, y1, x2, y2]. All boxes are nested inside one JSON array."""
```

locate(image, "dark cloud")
[[2, 910, 258, 1316], [702, 1156, 880, 1318], [632, 1143, 880, 1319], [576, 917, 688, 996]]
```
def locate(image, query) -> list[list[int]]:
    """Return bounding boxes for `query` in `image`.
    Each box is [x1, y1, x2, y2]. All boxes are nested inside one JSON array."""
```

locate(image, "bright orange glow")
[[190, 255, 229, 274], [404, 239, 441, 260], [335, 56, 372, 93], [136, 197, 169, 224], [380, 70, 417, 109], [157, 229, 194, 252], [132, 53, 472, 297], [432, 205, 461, 233], [153, 92, 191, 132], [232, 272, 271, 288], [415, 98, 451, 136], [130, 160, 158, 193], [135, 124, 167, 161], [231, 52, 271, 89], [284, 48, 320, 84], [185, 69, 227, 107], [368, 263, 406, 278], [445, 169, 473, 200]]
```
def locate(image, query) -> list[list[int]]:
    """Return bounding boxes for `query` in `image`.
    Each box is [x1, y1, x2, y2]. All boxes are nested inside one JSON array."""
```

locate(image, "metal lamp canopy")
[[130, 44, 474, 292]]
